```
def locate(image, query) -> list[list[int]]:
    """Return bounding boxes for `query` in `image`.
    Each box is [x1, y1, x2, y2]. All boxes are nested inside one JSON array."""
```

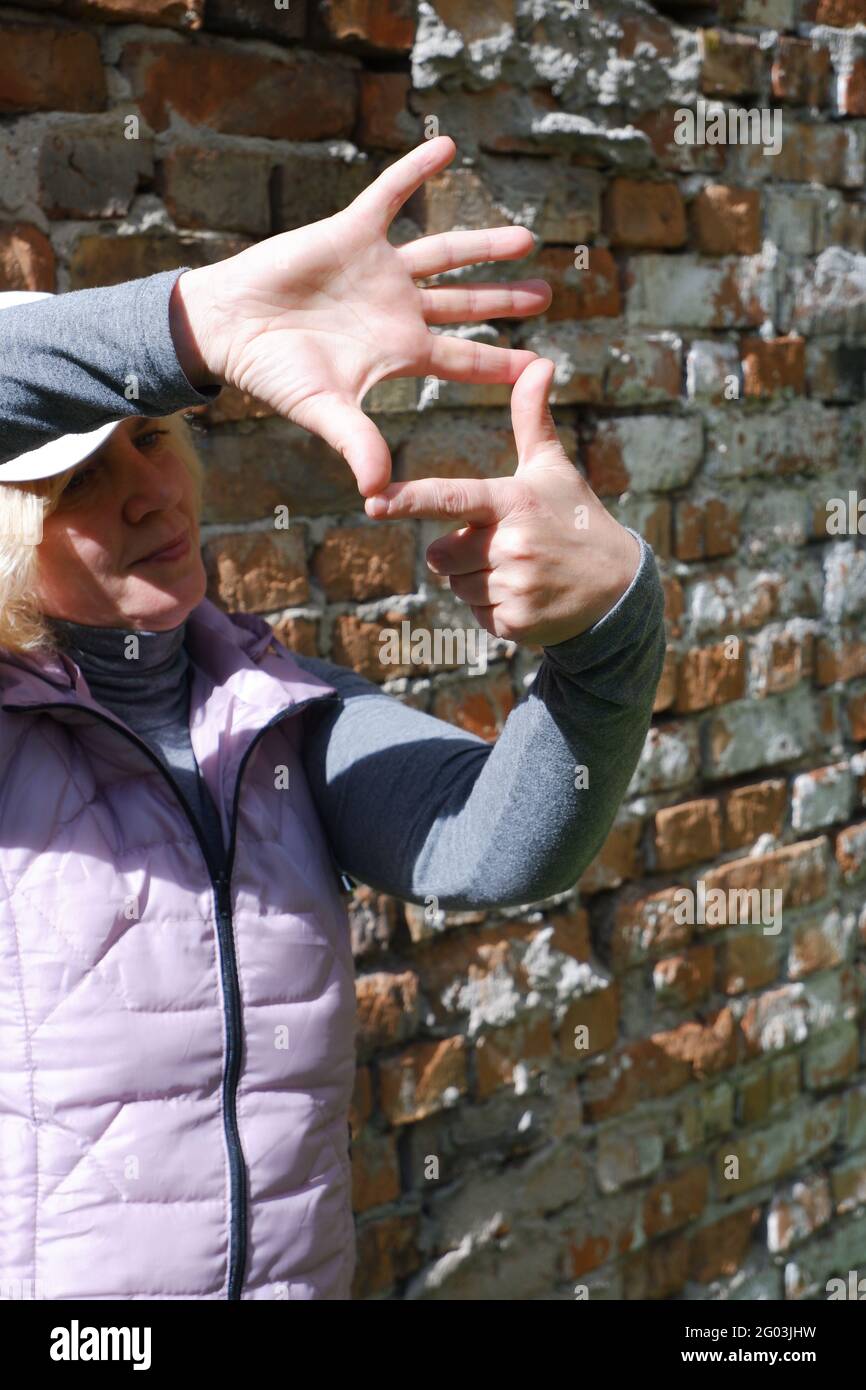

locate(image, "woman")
[[0, 138, 665, 1300]]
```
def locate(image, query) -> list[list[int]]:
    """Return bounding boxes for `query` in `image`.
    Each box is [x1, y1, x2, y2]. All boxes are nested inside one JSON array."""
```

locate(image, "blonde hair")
[[0, 412, 204, 656]]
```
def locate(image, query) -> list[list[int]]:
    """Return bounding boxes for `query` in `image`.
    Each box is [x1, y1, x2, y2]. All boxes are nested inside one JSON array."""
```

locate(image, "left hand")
[[363, 358, 641, 647]]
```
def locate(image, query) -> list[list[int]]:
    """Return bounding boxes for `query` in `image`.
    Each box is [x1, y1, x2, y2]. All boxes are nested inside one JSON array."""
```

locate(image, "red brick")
[[723, 780, 787, 850], [847, 689, 866, 741], [689, 1206, 760, 1282], [674, 498, 739, 561], [475, 1017, 553, 1099], [610, 887, 693, 969], [653, 946, 715, 1008], [703, 838, 830, 914], [378, 1037, 468, 1125], [653, 648, 678, 712], [559, 984, 619, 1063], [771, 37, 831, 106], [701, 29, 764, 97], [815, 636, 866, 685], [0, 22, 106, 113], [355, 970, 420, 1053], [318, 0, 416, 50], [578, 816, 643, 895], [0, 222, 55, 291], [203, 530, 308, 612], [351, 1129, 400, 1213], [674, 642, 747, 712], [623, 1232, 690, 1299], [643, 1164, 710, 1239], [351, 1212, 421, 1297], [836, 820, 866, 883], [690, 186, 761, 255], [359, 71, 417, 149], [654, 798, 724, 870], [603, 179, 687, 250], [271, 613, 318, 658], [431, 672, 515, 742], [741, 336, 806, 398], [312, 523, 415, 602], [806, 0, 866, 22], [717, 932, 780, 994], [120, 39, 357, 137], [535, 247, 621, 320], [68, 231, 251, 290]]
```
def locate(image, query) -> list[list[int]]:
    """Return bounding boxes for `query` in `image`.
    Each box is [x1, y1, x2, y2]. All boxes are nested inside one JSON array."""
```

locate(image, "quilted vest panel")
[[0, 600, 358, 1300]]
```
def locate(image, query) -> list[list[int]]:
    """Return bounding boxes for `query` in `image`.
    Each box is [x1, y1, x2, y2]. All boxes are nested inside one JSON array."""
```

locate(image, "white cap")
[[0, 290, 123, 482]]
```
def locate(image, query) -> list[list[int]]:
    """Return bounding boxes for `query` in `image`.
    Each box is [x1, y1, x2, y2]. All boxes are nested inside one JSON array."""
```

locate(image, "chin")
[[129, 567, 207, 630]]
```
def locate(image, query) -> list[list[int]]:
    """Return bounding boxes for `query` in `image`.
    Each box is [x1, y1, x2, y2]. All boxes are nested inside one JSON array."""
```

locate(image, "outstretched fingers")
[[418, 279, 551, 324], [350, 136, 458, 232], [426, 334, 539, 384], [399, 226, 536, 279]]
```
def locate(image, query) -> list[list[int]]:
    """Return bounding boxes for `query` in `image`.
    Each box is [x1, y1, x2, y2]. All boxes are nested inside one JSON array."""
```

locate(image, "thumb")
[[510, 357, 564, 468], [293, 394, 392, 497]]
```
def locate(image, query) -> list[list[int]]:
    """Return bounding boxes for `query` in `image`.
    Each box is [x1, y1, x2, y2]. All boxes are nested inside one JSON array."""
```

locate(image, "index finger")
[[352, 136, 458, 232], [364, 477, 505, 524]]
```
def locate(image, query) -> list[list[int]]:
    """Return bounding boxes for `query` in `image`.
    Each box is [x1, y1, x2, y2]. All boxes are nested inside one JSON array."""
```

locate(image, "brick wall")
[[3, 0, 866, 1300]]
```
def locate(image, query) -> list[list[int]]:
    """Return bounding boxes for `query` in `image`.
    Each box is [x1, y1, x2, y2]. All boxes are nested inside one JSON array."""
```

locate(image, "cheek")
[[39, 522, 118, 585]]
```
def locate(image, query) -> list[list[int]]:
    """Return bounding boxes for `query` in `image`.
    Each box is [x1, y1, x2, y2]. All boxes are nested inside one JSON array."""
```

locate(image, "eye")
[[136, 428, 169, 450], [63, 463, 99, 495]]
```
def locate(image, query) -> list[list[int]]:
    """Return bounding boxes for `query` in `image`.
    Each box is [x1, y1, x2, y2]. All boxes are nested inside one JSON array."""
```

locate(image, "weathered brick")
[[311, 523, 415, 601], [39, 125, 153, 220], [771, 37, 831, 106], [351, 1212, 421, 1297], [674, 498, 739, 561], [0, 22, 106, 113], [689, 1205, 760, 1281], [675, 642, 747, 713], [654, 798, 724, 870], [0, 222, 55, 291], [534, 247, 620, 320], [766, 1173, 832, 1253], [355, 970, 420, 1053], [475, 1016, 553, 1099], [836, 819, 866, 883], [701, 29, 765, 97], [712, 1097, 841, 1194], [203, 529, 308, 611], [378, 1037, 468, 1125], [157, 145, 271, 236], [586, 415, 702, 496], [625, 254, 773, 330], [430, 672, 515, 742], [642, 1164, 710, 1239], [724, 779, 788, 849], [359, 72, 418, 149], [272, 147, 370, 231], [690, 186, 761, 255], [702, 837, 831, 914], [741, 335, 806, 398], [791, 761, 855, 832], [717, 930, 781, 994], [120, 39, 358, 138], [653, 946, 715, 1007], [68, 231, 251, 290], [351, 1128, 400, 1213], [603, 179, 687, 250], [317, 0, 416, 50]]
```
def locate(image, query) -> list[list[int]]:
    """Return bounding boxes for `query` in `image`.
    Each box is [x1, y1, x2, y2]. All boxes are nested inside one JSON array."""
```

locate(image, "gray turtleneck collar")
[[47, 614, 227, 873], [48, 616, 190, 736]]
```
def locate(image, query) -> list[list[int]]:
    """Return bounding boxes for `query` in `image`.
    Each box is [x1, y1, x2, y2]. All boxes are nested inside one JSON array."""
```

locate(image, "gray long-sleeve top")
[[0, 269, 666, 910]]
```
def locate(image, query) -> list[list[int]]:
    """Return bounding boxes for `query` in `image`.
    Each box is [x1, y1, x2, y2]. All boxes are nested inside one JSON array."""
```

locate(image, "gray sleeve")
[[0, 267, 221, 464], [295, 527, 666, 910]]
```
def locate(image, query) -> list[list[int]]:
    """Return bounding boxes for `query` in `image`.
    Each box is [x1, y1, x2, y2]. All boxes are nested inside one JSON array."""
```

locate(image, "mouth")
[[131, 529, 191, 566]]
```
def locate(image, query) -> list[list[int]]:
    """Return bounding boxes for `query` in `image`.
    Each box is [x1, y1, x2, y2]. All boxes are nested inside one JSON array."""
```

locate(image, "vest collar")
[[0, 597, 337, 723]]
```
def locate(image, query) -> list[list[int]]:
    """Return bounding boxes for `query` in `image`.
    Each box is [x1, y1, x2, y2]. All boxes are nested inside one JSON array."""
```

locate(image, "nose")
[[110, 430, 185, 525]]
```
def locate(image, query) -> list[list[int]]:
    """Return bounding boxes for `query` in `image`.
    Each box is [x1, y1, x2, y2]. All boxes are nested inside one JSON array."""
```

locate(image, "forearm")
[[0, 268, 220, 464], [297, 529, 666, 910]]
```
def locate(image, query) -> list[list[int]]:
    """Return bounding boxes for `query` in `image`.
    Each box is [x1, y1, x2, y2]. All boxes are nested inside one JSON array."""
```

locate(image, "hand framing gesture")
[[175, 136, 551, 497]]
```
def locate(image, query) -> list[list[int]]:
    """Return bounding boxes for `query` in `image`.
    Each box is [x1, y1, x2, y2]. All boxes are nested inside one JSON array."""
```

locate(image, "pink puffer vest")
[[0, 597, 358, 1300]]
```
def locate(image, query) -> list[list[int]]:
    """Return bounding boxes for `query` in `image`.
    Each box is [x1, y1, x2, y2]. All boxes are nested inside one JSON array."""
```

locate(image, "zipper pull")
[[339, 871, 355, 895]]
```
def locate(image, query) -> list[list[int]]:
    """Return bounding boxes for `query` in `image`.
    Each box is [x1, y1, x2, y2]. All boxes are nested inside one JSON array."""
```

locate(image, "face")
[[36, 416, 206, 630]]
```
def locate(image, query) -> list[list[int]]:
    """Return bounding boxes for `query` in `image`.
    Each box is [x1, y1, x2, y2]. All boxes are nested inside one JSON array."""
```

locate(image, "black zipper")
[[3, 689, 340, 1300]]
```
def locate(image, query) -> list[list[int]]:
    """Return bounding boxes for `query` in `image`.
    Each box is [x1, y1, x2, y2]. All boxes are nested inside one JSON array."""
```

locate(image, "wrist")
[[169, 268, 221, 390]]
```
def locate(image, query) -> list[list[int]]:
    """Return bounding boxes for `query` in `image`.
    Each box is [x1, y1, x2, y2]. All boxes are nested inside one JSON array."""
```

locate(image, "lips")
[[133, 529, 191, 565]]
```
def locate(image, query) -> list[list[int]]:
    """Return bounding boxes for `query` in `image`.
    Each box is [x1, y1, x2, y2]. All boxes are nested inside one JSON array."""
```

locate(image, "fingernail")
[[367, 495, 390, 517]]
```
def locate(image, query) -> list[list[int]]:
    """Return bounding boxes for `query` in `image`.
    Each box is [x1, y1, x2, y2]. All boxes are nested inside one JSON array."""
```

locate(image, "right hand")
[[174, 136, 550, 497]]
